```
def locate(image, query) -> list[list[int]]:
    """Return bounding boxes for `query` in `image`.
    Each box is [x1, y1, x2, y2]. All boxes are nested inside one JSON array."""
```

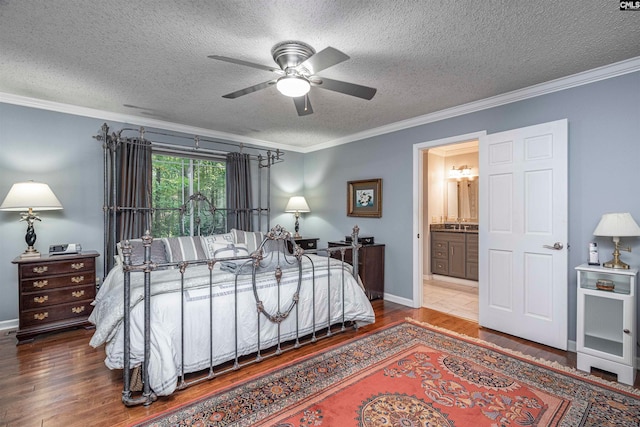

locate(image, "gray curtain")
[[226, 152, 253, 231], [105, 138, 152, 271]]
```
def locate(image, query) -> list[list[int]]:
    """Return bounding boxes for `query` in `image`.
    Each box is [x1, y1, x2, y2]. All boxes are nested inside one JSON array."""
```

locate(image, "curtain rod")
[[94, 123, 285, 167]]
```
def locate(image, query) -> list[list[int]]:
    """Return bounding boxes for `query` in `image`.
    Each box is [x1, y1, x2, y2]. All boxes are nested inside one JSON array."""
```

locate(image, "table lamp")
[[285, 196, 310, 238], [0, 181, 63, 258], [593, 212, 640, 269]]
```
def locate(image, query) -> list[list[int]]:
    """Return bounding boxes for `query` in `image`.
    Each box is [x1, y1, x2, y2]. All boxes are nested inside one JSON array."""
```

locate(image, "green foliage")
[[151, 154, 226, 237]]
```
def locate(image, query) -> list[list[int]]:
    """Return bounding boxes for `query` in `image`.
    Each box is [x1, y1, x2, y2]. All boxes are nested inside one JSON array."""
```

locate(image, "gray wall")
[[0, 104, 302, 324], [302, 70, 640, 342], [1, 70, 638, 344]]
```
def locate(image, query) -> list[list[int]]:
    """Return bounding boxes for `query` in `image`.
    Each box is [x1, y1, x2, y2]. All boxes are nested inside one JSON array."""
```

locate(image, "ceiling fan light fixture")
[[276, 76, 310, 97]]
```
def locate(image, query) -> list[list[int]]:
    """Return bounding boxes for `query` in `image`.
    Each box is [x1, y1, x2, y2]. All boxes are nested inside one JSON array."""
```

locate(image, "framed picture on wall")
[[347, 178, 382, 218]]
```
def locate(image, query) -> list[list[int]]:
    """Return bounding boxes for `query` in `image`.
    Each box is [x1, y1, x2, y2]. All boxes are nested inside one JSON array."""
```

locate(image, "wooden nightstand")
[[328, 241, 385, 300], [12, 251, 99, 344], [287, 237, 319, 252]]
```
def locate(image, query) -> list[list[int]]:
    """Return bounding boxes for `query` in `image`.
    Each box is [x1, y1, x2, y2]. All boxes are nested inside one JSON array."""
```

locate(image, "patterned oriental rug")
[[136, 319, 640, 426]]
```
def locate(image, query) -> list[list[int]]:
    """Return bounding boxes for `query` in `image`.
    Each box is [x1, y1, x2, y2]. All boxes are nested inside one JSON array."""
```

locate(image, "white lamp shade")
[[0, 181, 63, 211], [593, 212, 640, 237], [276, 76, 311, 98], [285, 196, 310, 213]]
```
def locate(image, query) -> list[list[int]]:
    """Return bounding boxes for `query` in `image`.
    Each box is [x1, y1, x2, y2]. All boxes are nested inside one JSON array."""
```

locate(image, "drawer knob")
[[33, 280, 48, 288], [72, 290, 85, 298], [33, 296, 49, 304], [72, 306, 85, 314], [71, 276, 85, 283], [71, 262, 84, 270], [33, 266, 48, 274], [34, 312, 49, 321], [624, 329, 631, 334]]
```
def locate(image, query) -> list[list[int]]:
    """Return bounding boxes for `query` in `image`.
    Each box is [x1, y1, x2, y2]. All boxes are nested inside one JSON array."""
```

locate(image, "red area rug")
[[136, 320, 640, 426]]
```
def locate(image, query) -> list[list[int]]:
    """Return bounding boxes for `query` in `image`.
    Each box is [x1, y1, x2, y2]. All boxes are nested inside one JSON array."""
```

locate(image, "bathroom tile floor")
[[422, 279, 478, 322]]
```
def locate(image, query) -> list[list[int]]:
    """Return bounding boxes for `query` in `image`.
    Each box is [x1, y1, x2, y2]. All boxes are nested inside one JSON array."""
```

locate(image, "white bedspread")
[[89, 254, 375, 396]]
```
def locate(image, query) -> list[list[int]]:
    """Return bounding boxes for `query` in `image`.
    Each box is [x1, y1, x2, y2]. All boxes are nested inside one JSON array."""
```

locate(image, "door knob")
[[543, 242, 564, 250]]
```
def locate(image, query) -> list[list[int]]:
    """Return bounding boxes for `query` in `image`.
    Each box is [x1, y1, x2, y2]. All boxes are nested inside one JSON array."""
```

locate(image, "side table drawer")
[[21, 284, 96, 310], [20, 300, 94, 328]]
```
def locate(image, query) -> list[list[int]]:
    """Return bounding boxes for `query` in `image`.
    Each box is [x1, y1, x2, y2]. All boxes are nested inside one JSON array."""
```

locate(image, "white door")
[[479, 119, 568, 350]]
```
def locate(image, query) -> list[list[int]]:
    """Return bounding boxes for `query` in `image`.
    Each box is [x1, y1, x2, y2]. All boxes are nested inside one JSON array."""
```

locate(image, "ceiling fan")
[[208, 41, 377, 116]]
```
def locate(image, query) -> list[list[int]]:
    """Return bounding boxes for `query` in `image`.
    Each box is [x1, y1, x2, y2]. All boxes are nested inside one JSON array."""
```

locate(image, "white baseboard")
[[0, 319, 18, 332], [430, 274, 478, 288], [382, 293, 414, 307]]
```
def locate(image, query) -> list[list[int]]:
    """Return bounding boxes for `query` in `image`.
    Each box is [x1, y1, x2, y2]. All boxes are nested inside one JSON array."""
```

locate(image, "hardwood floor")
[[1, 300, 638, 426]]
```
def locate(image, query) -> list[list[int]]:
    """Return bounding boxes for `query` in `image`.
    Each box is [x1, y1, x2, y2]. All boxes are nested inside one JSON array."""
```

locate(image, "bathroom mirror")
[[446, 178, 478, 221]]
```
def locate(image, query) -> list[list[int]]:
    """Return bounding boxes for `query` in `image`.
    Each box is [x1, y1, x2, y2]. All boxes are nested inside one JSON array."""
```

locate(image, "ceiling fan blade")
[[293, 95, 313, 116], [222, 80, 276, 99], [296, 47, 349, 75], [208, 55, 284, 75], [312, 77, 377, 100]]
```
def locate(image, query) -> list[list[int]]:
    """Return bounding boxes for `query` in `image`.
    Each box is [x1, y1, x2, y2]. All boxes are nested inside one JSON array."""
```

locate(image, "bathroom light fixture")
[[0, 181, 64, 258], [276, 76, 311, 97], [285, 196, 311, 238], [448, 165, 474, 180], [593, 212, 640, 269]]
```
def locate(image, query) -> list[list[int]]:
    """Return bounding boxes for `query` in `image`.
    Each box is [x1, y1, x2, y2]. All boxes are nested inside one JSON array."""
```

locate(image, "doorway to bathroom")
[[421, 139, 479, 321]]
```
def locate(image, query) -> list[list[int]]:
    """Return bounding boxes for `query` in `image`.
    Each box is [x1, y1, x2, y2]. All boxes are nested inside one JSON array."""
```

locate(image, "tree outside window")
[[151, 154, 226, 237]]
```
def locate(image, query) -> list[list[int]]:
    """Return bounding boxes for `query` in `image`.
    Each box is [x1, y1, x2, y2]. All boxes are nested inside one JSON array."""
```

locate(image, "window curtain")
[[226, 152, 253, 231], [105, 138, 152, 271]]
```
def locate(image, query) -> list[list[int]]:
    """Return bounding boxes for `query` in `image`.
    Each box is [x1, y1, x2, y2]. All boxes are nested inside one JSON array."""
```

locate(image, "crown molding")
[[0, 92, 300, 153], [2, 56, 639, 155], [304, 56, 640, 153]]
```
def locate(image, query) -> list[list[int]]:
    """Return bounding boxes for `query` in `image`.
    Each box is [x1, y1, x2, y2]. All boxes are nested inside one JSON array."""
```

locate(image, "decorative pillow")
[[208, 242, 249, 259], [116, 239, 168, 266], [200, 233, 234, 258], [230, 229, 265, 253], [161, 236, 206, 262]]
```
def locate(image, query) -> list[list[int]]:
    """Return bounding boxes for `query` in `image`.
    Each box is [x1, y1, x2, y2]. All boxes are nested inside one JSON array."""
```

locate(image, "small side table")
[[287, 237, 319, 253], [575, 263, 637, 385], [12, 251, 99, 344]]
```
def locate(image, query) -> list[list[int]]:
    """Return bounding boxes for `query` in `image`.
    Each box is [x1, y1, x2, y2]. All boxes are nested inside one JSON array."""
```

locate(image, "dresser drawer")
[[20, 257, 95, 278], [21, 284, 96, 310], [20, 300, 93, 328], [20, 272, 95, 293], [432, 259, 449, 275]]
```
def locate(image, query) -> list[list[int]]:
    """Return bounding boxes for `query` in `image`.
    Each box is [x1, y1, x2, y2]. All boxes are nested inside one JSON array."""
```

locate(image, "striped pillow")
[[230, 229, 265, 253], [161, 236, 206, 262]]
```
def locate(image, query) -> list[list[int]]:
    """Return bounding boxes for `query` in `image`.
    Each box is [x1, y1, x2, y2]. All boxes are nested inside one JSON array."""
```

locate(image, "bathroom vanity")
[[430, 225, 478, 280]]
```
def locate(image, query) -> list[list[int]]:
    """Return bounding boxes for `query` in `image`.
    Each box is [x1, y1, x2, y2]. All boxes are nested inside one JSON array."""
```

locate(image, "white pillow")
[[200, 233, 234, 257], [208, 242, 249, 260]]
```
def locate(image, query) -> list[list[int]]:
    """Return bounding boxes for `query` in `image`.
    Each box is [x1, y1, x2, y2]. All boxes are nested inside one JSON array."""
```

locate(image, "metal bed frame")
[[119, 224, 361, 406]]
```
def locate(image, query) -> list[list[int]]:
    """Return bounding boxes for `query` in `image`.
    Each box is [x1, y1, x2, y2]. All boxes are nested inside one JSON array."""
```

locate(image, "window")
[[151, 153, 226, 237]]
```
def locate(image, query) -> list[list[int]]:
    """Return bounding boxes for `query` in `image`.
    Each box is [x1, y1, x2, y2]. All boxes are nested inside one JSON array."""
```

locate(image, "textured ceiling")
[[1, 1, 639, 151]]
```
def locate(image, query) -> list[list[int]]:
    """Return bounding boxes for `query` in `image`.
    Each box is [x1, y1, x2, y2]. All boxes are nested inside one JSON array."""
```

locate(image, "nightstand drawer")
[[21, 284, 96, 310], [20, 257, 95, 278], [20, 272, 95, 292], [296, 238, 318, 250], [20, 300, 93, 328]]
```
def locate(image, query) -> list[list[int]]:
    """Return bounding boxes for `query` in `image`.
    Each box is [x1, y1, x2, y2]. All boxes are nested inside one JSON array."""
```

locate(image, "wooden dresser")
[[328, 241, 385, 300], [12, 251, 99, 344]]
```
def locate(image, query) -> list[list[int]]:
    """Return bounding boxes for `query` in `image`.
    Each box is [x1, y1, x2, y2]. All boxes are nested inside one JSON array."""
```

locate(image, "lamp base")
[[20, 247, 41, 259], [602, 258, 630, 269]]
